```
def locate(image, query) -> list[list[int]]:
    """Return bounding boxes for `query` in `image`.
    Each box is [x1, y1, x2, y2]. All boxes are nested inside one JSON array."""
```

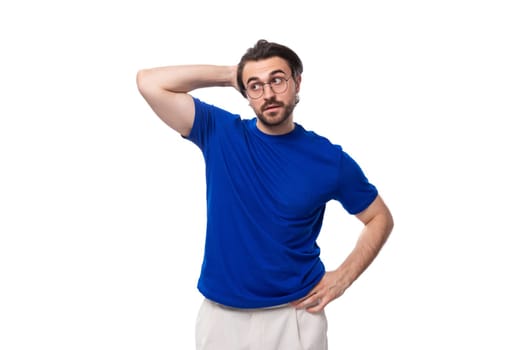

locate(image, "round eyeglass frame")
[[245, 76, 291, 99]]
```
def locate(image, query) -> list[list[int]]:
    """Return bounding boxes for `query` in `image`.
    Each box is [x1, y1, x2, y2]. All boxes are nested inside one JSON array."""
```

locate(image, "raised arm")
[[136, 65, 238, 136]]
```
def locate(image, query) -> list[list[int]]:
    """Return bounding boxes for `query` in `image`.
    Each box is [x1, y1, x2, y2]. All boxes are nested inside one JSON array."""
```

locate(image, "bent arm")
[[338, 195, 394, 287], [293, 195, 394, 312], [136, 65, 238, 136]]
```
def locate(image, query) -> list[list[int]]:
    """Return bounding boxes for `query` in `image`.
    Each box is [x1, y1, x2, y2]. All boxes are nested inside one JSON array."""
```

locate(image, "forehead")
[[242, 56, 291, 82]]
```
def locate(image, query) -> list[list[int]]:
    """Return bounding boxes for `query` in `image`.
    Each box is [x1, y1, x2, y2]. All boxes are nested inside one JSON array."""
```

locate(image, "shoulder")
[[187, 97, 243, 147], [296, 124, 344, 154], [192, 97, 243, 128], [193, 97, 237, 119]]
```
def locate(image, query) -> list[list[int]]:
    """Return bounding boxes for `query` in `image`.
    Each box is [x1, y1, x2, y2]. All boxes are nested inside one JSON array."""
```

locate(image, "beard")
[[255, 97, 296, 128]]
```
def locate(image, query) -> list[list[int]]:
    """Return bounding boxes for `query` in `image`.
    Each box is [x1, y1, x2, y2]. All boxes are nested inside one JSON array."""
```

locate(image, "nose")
[[262, 83, 275, 99]]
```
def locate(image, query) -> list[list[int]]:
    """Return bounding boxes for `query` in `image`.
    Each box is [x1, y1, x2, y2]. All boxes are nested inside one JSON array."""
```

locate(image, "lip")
[[264, 104, 281, 111]]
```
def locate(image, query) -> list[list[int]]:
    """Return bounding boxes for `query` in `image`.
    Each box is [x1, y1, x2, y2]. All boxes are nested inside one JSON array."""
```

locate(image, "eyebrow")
[[246, 69, 287, 85]]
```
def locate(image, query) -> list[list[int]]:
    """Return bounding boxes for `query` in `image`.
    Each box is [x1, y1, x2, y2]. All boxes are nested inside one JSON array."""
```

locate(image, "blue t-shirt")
[[186, 97, 378, 308]]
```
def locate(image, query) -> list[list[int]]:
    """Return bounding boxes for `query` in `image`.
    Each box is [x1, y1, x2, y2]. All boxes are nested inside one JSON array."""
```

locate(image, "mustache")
[[261, 98, 283, 110]]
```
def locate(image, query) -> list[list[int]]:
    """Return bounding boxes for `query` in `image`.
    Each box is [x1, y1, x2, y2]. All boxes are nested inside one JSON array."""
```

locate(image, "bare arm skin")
[[292, 195, 394, 312], [136, 65, 238, 136]]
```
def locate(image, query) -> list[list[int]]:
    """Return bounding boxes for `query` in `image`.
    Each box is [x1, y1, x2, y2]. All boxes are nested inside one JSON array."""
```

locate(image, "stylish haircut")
[[237, 39, 303, 98]]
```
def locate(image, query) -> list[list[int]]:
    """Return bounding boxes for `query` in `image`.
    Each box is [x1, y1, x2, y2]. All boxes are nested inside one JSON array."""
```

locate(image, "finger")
[[291, 290, 318, 306], [296, 295, 322, 309], [305, 297, 325, 313]]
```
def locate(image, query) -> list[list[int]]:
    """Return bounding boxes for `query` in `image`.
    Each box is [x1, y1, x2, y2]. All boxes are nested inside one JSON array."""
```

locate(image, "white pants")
[[195, 298, 328, 350]]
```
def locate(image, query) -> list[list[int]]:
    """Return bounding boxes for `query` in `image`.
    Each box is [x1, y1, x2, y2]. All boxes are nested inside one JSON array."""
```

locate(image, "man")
[[137, 39, 394, 350]]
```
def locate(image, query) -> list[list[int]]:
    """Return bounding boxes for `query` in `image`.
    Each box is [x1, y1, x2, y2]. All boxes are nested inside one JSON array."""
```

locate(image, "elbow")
[[384, 210, 394, 240], [136, 68, 150, 96], [383, 204, 394, 233], [387, 214, 394, 235], [136, 68, 162, 98]]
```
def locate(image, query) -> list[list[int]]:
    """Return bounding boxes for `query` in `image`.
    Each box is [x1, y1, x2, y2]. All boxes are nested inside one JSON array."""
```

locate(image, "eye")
[[271, 77, 284, 85], [248, 82, 262, 91]]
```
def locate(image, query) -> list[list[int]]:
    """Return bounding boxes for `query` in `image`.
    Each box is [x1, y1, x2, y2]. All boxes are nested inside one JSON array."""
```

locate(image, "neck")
[[256, 118, 295, 135]]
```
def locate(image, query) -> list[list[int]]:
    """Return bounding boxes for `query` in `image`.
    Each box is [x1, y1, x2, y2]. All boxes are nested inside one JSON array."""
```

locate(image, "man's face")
[[242, 57, 301, 135]]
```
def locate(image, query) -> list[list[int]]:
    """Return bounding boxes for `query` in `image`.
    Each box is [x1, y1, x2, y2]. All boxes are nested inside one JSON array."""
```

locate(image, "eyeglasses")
[[245, 76, 291, 99]]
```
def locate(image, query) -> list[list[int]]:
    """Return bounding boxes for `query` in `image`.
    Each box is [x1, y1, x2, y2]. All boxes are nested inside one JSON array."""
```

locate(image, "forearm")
[[137, 64, 238, 94], [336, 212, 393, 289], [292, 205, 393, 312]]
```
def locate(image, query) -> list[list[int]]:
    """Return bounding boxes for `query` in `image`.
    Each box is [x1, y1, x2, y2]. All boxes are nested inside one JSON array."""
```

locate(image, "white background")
[[1, 1, 524, 349]]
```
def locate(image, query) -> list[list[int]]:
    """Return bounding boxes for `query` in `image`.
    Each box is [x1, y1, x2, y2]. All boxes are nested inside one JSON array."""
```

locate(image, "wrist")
[[335, 264, 356, 290]]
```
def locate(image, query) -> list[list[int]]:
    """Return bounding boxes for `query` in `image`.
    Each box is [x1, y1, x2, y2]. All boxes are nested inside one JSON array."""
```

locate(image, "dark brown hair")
[[237, 39, 303, 98]]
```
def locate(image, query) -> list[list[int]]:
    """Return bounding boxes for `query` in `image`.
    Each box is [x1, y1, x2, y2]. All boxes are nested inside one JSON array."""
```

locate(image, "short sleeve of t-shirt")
[[334, 151, 378, 214], [185, 97, 216, 150]]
